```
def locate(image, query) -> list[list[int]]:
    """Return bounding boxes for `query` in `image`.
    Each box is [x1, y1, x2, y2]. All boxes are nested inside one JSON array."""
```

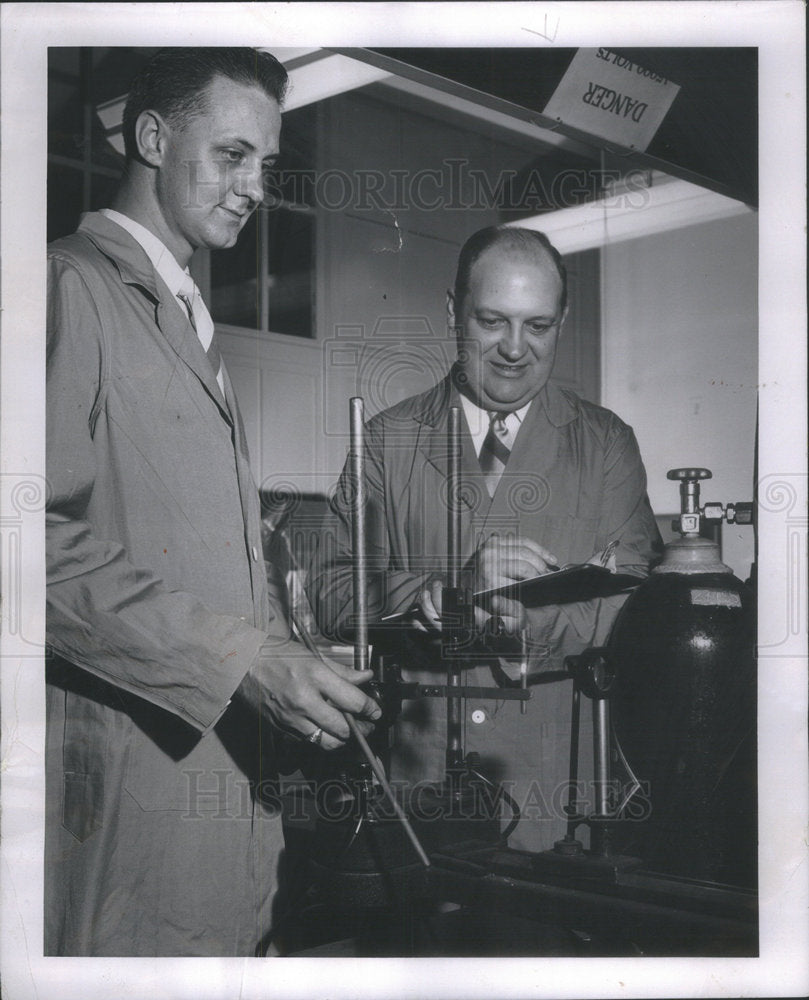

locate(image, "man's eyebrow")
[[475, 307, 557, 321], [220, 137, 279, 163]]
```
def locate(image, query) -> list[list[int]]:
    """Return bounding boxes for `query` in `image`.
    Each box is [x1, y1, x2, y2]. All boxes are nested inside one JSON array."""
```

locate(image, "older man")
[[46, 48, 380, 957], [307, 226, 661, 853]]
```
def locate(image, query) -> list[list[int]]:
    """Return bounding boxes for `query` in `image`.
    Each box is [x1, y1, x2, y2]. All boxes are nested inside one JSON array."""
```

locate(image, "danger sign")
[[544, 48, 681, 152]]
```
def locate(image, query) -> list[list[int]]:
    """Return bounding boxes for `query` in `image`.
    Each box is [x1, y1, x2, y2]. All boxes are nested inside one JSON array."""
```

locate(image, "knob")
[[667, 468, 712, 481], [668, 468, 711, 517], [565, 648, 615, 700]]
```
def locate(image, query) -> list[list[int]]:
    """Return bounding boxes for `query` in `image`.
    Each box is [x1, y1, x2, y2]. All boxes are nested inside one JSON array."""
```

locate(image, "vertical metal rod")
[[594, 697, 610, 816], [445, 406, 463, 774], [350, 397, 369, 673], [566, 685, 581, 837], [259, 207, 270, 334], [446, 407, 461, 588], [520, 629, 528, 715]]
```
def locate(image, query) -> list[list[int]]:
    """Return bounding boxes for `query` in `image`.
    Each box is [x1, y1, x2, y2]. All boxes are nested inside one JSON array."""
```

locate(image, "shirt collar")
[[458, 392, 531, 455], [100, 209, 190, 298]]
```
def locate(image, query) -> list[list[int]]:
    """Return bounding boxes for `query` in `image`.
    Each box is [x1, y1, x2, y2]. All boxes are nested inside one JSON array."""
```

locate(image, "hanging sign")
[[543, 48, 681, 152]]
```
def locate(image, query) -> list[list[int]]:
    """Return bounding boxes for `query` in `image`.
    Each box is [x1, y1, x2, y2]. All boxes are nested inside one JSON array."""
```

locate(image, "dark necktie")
[[479, 411, 513, 497]]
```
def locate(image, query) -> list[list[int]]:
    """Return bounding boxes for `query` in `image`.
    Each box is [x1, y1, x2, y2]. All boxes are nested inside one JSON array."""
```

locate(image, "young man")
[[46, 47, 379, 957]]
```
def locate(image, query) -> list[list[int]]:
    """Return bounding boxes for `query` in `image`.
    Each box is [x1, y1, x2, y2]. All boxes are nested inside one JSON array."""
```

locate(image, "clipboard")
[[378, 564, 642, 624], [474, 563, 642, 610]]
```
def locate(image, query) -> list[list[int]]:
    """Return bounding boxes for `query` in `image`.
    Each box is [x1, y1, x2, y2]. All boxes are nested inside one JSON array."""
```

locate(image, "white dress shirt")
[[458, 392, 531, 457]]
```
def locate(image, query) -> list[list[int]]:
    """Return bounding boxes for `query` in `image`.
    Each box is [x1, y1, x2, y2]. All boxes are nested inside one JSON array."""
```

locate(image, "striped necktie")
[[479, 411, 514, 497], [177, 275, 221, 379]]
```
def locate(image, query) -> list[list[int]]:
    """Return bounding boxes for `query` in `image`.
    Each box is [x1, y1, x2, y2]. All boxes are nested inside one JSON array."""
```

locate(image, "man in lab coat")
[[307, 226, 661, 853], [45, 47, 380, 956]]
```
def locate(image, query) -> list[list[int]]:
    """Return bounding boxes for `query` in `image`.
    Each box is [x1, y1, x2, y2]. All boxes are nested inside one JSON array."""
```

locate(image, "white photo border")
[[1, 3, 806, 998]]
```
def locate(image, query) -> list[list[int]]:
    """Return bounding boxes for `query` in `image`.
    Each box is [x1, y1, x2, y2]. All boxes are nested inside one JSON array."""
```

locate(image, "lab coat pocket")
[[124, 725, 241, 816]]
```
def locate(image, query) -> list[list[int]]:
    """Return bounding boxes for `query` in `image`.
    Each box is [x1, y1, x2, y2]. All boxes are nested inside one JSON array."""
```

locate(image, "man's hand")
[[416, 534, 558, 634], [472, 534, 558, 631], [235, 643, 381, 751], [471, 534, 558, 590], [417, 577, 527, 634]]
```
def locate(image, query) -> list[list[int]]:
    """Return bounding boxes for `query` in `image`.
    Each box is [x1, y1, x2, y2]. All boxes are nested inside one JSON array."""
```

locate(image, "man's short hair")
[[122, 47, 288, 161], [453, 226, 568, 316]]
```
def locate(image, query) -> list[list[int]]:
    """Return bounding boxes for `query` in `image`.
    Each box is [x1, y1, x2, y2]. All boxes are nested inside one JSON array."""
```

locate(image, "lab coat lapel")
[[416, 379, 487, 517], [222, 364, 266, 623], [223, 364, 254, 489], [154, 296, 232, 423], [482, 383, 574, 527], [79, 213, 232, 424], [414, 382, 497, 575]]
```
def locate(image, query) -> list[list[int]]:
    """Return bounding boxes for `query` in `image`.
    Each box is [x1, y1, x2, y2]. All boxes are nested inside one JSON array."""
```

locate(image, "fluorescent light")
[[380, 74, 589, 155], [281, 52, 391, 111], [507, 177, 753, 253]]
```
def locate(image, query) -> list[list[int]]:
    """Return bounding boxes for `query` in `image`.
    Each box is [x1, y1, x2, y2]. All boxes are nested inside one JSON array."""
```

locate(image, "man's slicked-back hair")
[[122, 47, 288, 162], [453, 226, 568, 316]]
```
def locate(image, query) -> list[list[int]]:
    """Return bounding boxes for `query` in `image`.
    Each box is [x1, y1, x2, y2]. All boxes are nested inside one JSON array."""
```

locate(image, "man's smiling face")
[[153, 73, 281, 262], [451, 244, 566, 412]]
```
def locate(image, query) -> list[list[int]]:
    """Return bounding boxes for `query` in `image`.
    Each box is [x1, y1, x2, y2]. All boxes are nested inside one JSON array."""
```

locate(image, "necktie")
[[177, 275, 220, 379], [479, 411, 513, 497]]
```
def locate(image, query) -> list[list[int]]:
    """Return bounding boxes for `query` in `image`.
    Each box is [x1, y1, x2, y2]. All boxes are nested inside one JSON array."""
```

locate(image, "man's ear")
[[134, 109, 169, 167], [558, 304, 569, 333], [446, 289, 457, 330]]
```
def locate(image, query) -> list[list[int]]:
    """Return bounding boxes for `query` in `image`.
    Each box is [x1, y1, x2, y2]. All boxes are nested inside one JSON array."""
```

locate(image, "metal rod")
[[416, 685, 530, 701], [259, 207, 270, 334], [288, 606, 431, 870], [349, 397, 369, 673], [566, 684, 581, 837], [594, 697, 610, 817], [447, 406, 461, 588], [520, 629, 528, 715], [445, 406, 463, 776], [344, 714, 431, 868]]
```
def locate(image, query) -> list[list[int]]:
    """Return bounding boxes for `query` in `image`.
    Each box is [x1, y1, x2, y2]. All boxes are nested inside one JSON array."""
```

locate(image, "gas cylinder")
[[608, 469, 756, 888]]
